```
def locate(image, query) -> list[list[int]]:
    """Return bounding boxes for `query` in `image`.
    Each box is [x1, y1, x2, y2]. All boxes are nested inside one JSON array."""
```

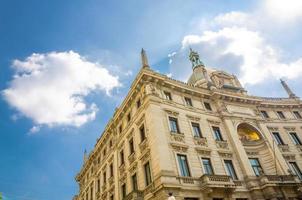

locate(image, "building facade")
[[74, 49, 302, 200]]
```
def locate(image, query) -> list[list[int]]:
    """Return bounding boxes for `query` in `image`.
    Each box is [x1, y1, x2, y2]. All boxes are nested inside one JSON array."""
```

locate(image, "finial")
[[141, 48, 149, 68], [280, 79, 297, 98], [84, 149, 88, 163], [188, 48, 204, 70]]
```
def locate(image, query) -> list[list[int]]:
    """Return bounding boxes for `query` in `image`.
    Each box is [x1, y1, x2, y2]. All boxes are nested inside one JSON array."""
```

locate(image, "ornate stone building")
[[74, 49, 302, 200]]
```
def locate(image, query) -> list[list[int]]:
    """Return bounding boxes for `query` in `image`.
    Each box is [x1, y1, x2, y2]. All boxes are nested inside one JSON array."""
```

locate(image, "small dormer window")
[[184, 97, 193, 106]]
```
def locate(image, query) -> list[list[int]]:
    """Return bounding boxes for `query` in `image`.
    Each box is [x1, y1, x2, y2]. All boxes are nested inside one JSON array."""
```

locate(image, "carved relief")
[[170, 143, 189, 153]]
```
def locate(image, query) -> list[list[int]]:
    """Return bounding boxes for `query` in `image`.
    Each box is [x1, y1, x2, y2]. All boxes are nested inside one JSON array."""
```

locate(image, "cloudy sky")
[[0, 0, 302, 199]]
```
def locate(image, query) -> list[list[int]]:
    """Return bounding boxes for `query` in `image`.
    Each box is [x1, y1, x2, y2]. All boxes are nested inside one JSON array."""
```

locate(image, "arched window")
[[237, 123, 261, 142]]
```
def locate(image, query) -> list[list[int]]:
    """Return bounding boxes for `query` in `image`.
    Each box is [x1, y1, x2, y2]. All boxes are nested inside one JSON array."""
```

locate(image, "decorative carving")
[[283, 154, 295, 161], [186, 114, 200, 121], [170, 133, 185, 143], [164, 109, 179, 116], [216, 140, 229, 149], [284, 126, 296, 131], [129, 162, 138, 174], [195, 147, 211, 156], [218, 151, 233, 158], [128, 152, 136, 164], [278, 144, 290, 152], [140, 150, 151, 164], [207, 119, 221, 125], [267, 126, 279, 131], [139, 139, 149, 153], [170, 143, 189, 153], [193, 137, 208, 146], [246, 151, 259, 156]]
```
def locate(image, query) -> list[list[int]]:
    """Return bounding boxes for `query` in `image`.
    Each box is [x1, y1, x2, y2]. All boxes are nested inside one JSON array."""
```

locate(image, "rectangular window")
[[289, 132, 302, 145], [129, 138, 135, 154], [177, 154, 191, 176], [293, 111, 302, 119], [202, 158, 214, 175], [136, 99, 141, 108], [272, 132, 285, 145], [103, 148, 107, 157], [212, 126, 223, 141], [144, 162, 152, 186], [140, 124, 146, 142], [97, 178, 100, 192], [110, 195, 114, 200], [224, 160, 238, 180], [121, 183, 126, 198], [169, 117, 180, 133], [277, 111, 286, 119], [184, 97, 193, 106], [90, 186, 93, 200], [191, 122, 202, 137], [249, 158, 263, 176], [131, 173, 138, 191], [127, 113, 131, 122], [204, 102, 212, 111], [260, 110, 269, 118], [103, 171, 107, 184], [119, 125, 123, 134], [110, 163, 114, 177], [164, 91, 172, 100], [120, 150, 125, 165], [289, 162, 302, 180]]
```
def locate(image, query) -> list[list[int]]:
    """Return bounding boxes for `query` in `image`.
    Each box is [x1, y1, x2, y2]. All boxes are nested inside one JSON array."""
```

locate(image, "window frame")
[[204, 102, 212, 111], [224, 160, 238, 180], [191, 122, 202, 138], [293, 111, 302, 119], [129, 137, 135, 155], [144, 161, 153, 186], [202, 157, 214, 175], [277, 111, 286, 119], [169, 116, 180, 133], [139, 124, 146, 142], [177, 154, 191, 177], [272, 132, 285, 145], [120, 149, 125, 166], [184, 97, 193, 107], [289, 132, 302, 145], [163, 91, 172, 100], [289, 162, 302, 180], [131, 173, 138, 191], [212, 126, 223, 141], [260, 110, 269, 119], [249, 158, 263, 176]]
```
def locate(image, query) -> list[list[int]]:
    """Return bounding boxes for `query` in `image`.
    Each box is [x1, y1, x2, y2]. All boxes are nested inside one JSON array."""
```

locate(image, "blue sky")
[[1, 0, 302, 199]]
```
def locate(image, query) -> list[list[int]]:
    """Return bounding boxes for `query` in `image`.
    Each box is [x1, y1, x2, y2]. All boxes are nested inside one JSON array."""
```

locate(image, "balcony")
[[215, 140, 229, 149], [260, 175, 298, 185], [170, 132, 185, 143], [128, 152, 136, 164], [139, 139, 148, 153], [176, 176, 197, 184], [193, 137, 207, 146], [200, 174, 235, 192], [278, 144, 290, 152], [123, 190, 143, 200]]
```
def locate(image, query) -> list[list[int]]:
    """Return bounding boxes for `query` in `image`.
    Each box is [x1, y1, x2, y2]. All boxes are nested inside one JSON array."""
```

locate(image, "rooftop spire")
[[280, 79, 297, 98], [189, 48, 205, 70], [83, 149, 88, 163], [141, 48, 149, 68]]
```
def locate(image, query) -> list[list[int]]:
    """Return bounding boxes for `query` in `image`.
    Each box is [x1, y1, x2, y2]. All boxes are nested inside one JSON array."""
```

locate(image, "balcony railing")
[[123, 190, 143, 200], [278, 144, 290, 152], [139, 139, 148, 153], [261, 175, 296, 183], [215, 140, 229, 149], [176, 176, 197, 184], [193, 137, 208, 146], [200, 174, 235, 191]]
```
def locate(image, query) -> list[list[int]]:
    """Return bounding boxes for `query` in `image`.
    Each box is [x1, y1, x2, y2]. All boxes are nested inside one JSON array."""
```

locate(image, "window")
[[119, 125, 123, 134], [164, 91, 172, 100], [144, 162, 152, 186], [202, 158, 214, 175], [212, 126, 223, 141], [177, 154, 191, 176], [103, 148, 107, 157], [136, 99, 141, 108], [204, 102, 212, 111], [97, 178, 100, 192], [289, 162, 302, 180], [131, 173, 138, 191], [127, 113, 131, 122], [129, 138, 135, 154], [249, 158, 263, 176], [90, 186, 93, 200], [184, 97, 193, 106], [277, 111, 286, 119], [191, 122, 202, 138], [140, 124, 146, 142], [293, 111, 302, 119], [224, 160, 238, 180], [169, 117, 180, 133], [121, 183, 126, 198], [103, 171, 107, 184], [289, 132, 302, 145], [109, 139, 113, 148], [120, 150, 125, 165], [110, 195, 114, 200], [272, 132, 285, 145], [110, 163, 114, 177], [260, 110, 269, 118]]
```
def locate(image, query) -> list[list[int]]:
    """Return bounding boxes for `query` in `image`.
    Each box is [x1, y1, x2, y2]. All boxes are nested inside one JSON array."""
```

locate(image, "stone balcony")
[[215, 140, 229, 149], [246, 175, 300, 190], [193, 137, 208, 146], [139, 138, 148, 153], [123, 190, 143, 200], [278, 144, 290, 152], [200, 174, 235, 192], [128, 152, 136, 164]]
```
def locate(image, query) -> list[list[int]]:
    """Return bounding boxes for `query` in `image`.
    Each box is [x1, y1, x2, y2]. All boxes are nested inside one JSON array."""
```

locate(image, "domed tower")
[[187, 48, 215, 89]]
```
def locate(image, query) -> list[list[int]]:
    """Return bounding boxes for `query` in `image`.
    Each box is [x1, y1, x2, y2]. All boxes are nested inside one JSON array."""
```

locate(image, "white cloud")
[[29, 126, 41, 134], [264, 0, 302, 22], [180, 27, 302, 85], [3, 51, 120, 128]]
